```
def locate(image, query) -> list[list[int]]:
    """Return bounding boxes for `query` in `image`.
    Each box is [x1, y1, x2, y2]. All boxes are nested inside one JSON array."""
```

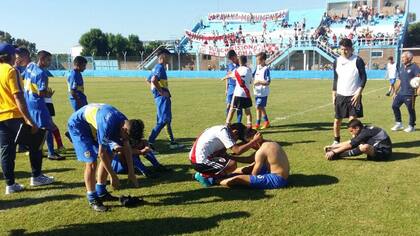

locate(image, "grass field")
[[1, 78, 419, 236]]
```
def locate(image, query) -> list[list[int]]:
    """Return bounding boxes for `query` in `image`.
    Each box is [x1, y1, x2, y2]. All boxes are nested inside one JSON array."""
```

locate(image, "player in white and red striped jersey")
[[189, 123, 262, 187]]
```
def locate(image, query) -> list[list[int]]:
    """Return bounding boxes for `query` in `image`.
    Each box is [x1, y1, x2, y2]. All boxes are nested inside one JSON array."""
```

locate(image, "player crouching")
[[324, 119, 392, 161], [67, 103, 142, 212], [219, 129, 290, 189]]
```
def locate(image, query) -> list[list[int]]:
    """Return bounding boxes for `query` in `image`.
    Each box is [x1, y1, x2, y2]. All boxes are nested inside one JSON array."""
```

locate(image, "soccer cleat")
[[98, 192, 119, 202], [89, 199, 108, 212], [385, 92, 391, 96], [5, 183, 25, 195], [47, 153, 66, 161], [404, 126, 415, 133], [56, 146, 67, 155], [261, 121, 270, 130], [252, 124, 260, 130], [30, 174, 54, 186], [169, 142, 185, 150], [391, 123, 404, 131], [194, 172, 212, 187], [331, 141, 340, 146], [142, 169, 159, 179]]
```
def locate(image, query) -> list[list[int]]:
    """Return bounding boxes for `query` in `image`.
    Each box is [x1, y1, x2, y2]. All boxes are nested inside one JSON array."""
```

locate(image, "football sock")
[[133, 156, 149, 174], [95, 183, 108, 196], [53, 128, 63, 148], [46, 131, 55, 156], [339, 147, 363, 157], [263, 115, 269, 122], [256, 120, 261, 125], [334, 136, 341, 143], [236, 109, 243, 123], [144, 153, 160, 167], [87, 191, 98, 202]]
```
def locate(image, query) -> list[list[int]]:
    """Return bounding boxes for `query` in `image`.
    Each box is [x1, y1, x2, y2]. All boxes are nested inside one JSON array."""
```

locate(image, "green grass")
[[1, 78, 419, 236]]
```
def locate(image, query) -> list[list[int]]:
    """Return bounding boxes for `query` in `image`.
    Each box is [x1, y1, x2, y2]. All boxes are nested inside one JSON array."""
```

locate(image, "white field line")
[[272, 86, 388, 123]]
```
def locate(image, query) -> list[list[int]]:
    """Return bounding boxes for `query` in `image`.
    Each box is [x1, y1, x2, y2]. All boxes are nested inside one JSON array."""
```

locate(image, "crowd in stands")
[[208, 10, 288, 23]]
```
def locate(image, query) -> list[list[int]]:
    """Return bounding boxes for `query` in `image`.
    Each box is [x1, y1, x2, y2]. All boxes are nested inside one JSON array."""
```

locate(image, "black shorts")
[[232, 96, 252, 109], [46, 103, 55, 117], [335, 95, 363, 119], [367, 147, 392, 161], [192, 155, 231, 177]]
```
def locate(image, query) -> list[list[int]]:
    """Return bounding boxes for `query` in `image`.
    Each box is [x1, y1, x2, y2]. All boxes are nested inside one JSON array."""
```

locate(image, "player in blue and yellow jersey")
[[23, 50, 56, 186], [147, 49, 184, 150], [223, 50, 242, 123], [67, 56, 88, 111], [67, 103, 143, 212]]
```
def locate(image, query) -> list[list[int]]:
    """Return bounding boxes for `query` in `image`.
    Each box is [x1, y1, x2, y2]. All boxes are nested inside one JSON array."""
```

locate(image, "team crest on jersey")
[[219, 158, 226, 163], [257, 175, 264, 179], [84, 151, 91, 158]]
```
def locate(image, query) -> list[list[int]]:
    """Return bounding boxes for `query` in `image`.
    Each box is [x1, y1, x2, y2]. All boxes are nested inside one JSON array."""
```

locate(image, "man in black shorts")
[[324, 119, 392, 161], [332, 38, 367, 145]]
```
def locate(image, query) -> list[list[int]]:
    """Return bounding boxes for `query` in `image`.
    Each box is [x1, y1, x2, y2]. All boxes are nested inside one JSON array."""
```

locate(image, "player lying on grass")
[[190, 123, 262, 187], [111, 119, 171, 178], [67, 103, 143, 212], [324, 119, 392, 161], [218, 129, 289, 189]]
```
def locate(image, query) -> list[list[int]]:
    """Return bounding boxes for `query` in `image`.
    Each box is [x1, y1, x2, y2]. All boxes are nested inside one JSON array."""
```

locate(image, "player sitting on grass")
[[219, 129, 289, 189], [111, 120, 171, 178], [253, 52, 271, 130], [190, 123, 262, 187], [67, 103, 142, 212], [67, 56, 88, 111], [226, 56, 253, 128], [324, 119, 392, 161]]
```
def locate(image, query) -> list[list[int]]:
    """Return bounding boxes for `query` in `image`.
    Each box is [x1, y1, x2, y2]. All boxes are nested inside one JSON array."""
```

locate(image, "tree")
[[127, 34, 144, 56], [404, 22, 420, 47], [106, 33, 128, 57], [0, 30, 37, 55], [144, 41, 163, 57], [79, 28, 109, 56]]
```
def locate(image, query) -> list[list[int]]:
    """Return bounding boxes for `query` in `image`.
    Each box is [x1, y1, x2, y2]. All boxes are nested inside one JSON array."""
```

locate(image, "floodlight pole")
[[123, 51, 127, 69], [106, 51, 111, 70]]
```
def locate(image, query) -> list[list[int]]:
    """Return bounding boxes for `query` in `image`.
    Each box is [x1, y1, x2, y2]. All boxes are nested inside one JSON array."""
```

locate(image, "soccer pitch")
[[1, 78, 419, 235]]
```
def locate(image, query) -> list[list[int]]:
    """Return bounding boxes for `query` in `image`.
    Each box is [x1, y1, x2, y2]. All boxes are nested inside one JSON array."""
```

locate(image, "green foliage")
[[0, 30, 37, 55], [404, 22, 420, 47], [79, 28, 109, 57]]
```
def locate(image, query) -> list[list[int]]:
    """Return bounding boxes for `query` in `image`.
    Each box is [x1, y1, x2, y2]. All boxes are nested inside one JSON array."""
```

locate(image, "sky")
[[2, 0, 419, 53]]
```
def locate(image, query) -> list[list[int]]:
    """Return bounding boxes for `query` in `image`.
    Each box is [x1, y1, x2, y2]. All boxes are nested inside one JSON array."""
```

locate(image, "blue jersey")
[[69, 104, 127, 146], [67, 69, 86, 100], [398, 63, 420, 96], [148, 63, 169, 98], [226, 63, 238, 95], [16, 66, 27, 79]]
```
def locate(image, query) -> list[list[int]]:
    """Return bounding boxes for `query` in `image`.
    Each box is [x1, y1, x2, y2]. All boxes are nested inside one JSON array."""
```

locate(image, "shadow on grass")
[[14, 168, 77, 179], [339, 152, 419, 162], [393, 140, 420, 148], [0, 194, 79, 211], [288, 174, 339, 188], [10, 211, 250, 236], [144, 187, 271, 206], [153, 137, 196, 155], [278, 140, 316, 147], [265, 122, 333, 134]]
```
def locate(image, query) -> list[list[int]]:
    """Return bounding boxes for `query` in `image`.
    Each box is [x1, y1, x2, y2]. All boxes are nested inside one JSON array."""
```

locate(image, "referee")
[[332, 38, 367, 145]]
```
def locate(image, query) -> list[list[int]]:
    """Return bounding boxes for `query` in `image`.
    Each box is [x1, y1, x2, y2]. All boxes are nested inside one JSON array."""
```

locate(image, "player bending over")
[[226, 56, 253, 128], [111, 120, 171, 178], [190, 123, 262, 187], [325, 119, 392, 161], [68, 103, 142, 212], [219, 129, 289, 189]]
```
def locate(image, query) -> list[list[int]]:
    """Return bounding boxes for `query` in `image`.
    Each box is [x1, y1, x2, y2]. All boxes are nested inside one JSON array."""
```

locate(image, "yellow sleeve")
[[7, 68, 23, 95]]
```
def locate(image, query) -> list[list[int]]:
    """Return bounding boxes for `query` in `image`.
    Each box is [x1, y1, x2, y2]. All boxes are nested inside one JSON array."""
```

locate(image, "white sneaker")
[[30, 174, 54, 186], [391, 123, 404, 131], [404, 126, 415, 133], [5, 183, 25, 194], [332, 141, 339, 145]]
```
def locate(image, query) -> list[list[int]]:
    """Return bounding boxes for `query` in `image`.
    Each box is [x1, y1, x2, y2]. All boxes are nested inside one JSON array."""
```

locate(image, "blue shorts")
[[111, 155, 126, 174], [69, 97, 88, 111], [68, 117, 111, 163], [250, 174, 288, 189], [226, 93, 234, 105], [154, 96, 172, 124], [389, 78, 396, 85], [27, 101, 53, 130], [255, 96, 268, 108]]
